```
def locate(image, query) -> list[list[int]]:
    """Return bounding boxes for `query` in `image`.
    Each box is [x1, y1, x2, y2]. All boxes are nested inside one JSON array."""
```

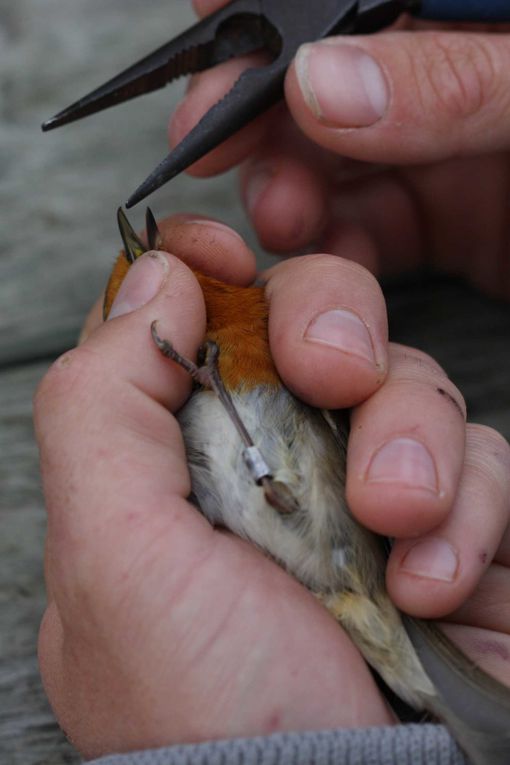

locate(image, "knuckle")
[[388, 344, 466, 419], [389, 343, 445, 377], [418, 33, 498, 121], [270, 253, 386, 323], [34, 350, 79, 413], [34, 346, 103, 421], [299, 252, 382, 294], [435, 384, 467, 421], [466, 424, 510, 481]]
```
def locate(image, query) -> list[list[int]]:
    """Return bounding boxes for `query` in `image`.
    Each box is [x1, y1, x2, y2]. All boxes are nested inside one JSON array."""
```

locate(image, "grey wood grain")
[[0, 360, 78, 764], [0, 0, 260, 367]]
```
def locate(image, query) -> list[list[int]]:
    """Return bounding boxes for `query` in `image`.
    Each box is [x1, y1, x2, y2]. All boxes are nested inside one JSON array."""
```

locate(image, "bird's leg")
[[151, 321, 297, 514]]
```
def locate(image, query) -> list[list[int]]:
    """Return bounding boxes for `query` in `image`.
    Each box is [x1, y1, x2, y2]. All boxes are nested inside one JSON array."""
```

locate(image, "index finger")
[[264, 228, 388, 408]]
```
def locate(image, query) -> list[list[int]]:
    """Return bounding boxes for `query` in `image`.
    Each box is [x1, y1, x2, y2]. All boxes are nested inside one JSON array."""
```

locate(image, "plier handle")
[[42, 0, 510, 208]]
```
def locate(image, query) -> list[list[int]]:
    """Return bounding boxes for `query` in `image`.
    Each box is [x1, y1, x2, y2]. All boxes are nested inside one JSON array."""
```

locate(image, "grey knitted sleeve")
[[85, 724, 467, 765]]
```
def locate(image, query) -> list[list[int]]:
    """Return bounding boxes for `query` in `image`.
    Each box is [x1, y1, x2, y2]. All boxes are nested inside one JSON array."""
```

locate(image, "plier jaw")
[[42, 0, 411, 206], [42, 0, 510, 207], [42, 1, 278, 134]]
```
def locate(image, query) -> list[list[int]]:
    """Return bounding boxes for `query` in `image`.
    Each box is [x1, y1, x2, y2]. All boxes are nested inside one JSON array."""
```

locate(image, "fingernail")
[[245, 164, 274, 216], [108, 251, 168, 320], [400, 538, 459, 582], [305, 309, 376, 365], [296, 42, 389, 127], [366, 438, 438, 493]]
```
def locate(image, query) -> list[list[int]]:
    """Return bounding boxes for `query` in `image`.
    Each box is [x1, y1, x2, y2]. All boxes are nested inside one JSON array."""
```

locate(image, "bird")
[[103, 207, 510, 765]]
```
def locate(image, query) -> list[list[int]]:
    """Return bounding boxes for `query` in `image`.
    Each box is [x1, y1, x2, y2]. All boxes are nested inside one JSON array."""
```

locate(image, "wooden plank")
[[0, 360, 79, 764], [0, 0, 257, 366]]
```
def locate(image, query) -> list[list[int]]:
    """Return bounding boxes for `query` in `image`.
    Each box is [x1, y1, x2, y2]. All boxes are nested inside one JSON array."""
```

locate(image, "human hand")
[[35, 217, 510, 759], [172, 2, 510, 296]]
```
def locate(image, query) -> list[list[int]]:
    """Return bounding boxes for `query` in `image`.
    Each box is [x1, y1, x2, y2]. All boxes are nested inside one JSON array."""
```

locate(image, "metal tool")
[[42, 0, 510, 207]]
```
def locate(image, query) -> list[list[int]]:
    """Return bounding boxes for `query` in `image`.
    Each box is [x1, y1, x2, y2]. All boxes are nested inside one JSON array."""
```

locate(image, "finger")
[[404, 153, 510, 296], [347, 344, 467, 539], [387, 424, 510, 618], [323, 172, 424, 276], [440, 624, 510, 687], [238, 117, 356, 253], [80, 216, 256, 341], [240, 132, 425, 270], [239, 113, 411, 258], [446, 563, 510, 634], [152, 214, 257, 285], [495, 520, 510, 567], [34, 252, 212, 618], [285, 31, 510, 164], [264, 243, 388, 409], [240, 148, 329, 253], [169, 55, 273, 177]]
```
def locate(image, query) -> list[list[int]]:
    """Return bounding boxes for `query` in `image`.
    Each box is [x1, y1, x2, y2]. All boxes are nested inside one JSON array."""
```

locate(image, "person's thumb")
[[285, 29, 510, 163], [34, 251, 209, 616]]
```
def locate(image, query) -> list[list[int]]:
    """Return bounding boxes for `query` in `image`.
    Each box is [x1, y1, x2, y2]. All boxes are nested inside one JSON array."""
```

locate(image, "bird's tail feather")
[[403, 616, 510, 765]]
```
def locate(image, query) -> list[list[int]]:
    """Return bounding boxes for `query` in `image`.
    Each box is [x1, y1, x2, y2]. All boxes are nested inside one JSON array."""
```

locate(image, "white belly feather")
[[177, 385, 383, 595]]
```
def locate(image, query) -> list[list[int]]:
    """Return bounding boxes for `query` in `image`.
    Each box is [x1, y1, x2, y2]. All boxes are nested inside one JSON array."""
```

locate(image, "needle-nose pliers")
[[42, 0, 510, 207]]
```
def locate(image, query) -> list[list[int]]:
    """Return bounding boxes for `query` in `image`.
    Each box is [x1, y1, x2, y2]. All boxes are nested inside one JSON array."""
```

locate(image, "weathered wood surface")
[[0, 360, 78, 765], [0, 0, 253, 366], [0, 2, 509, 765]]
